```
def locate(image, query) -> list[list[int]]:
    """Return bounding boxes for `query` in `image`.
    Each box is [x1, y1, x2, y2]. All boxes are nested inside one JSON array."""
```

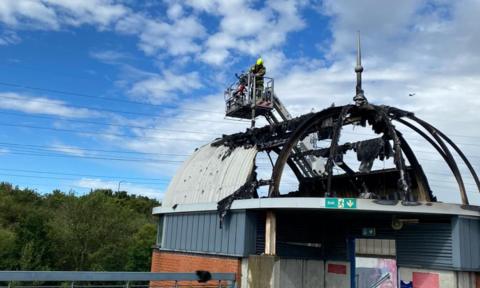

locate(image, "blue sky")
[[0, 0, 479, 205]]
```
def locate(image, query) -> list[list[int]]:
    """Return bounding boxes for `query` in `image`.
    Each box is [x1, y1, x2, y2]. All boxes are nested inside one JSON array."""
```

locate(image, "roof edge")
[[153, 197, 480, 217]]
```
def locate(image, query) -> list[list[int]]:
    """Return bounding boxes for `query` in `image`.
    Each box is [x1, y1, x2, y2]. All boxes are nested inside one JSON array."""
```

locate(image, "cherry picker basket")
[[224, 72, 273, 119]]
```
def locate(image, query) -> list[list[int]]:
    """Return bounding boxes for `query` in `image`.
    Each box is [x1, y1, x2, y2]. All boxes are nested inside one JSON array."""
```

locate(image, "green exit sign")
[[325, 198, 357, 209], [362, 227, 376, 237]]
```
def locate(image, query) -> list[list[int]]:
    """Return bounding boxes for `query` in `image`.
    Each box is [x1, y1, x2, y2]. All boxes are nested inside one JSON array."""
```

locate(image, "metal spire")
[[353, 31, 368, 106]]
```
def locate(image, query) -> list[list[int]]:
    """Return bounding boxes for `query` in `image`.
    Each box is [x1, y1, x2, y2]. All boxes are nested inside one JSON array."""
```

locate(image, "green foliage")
[[0, 227, 16, 269], [126, 223, 156, 271], [0, 183, 160, 271], [16, 211, 53, 270]]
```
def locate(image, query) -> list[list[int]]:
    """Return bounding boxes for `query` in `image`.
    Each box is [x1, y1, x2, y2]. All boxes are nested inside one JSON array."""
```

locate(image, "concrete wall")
[[247, 255, 278, 288], [246, 255, 325, 288], [457, 272, 477, 288], [241, 258, 249, 288], [399, 267, 478, 288], [399, 267, 455, 288], [325, 261, 350, 288], [280, 258, 325, 288]]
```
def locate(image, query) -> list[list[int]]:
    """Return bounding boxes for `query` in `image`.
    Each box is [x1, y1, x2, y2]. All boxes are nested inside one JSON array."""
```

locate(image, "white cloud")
[[198, 33, 234, 65], [49, 143, 86, 157], [0, 30, 20, 45], [320, 0, 420, 58], [109, 92, 262, 178], [0, 148, 9, 155], [113, 12, 144, 34], [128, 70, 202, 103], [112, 8, 207, 57], [0, 0, 60, 29], [184, 0, 218, 13], [43, 0, 128, 28], [0, 0, 206, 59], [0, 92, 96, 118], [75, 177, 163, 199], [0, 0, 127, 30], [89, 50, 129, 63], [192, 0, 308, 65], [0, 0, 306, 65], [136, 16, 206, 56], [199, 48, 230, 66], [167, 3, 184, 20]]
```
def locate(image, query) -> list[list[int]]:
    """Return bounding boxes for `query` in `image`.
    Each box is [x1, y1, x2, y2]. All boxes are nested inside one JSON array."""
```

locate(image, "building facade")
[[150, 90, 480, 287], [152, 197, 480, 287]]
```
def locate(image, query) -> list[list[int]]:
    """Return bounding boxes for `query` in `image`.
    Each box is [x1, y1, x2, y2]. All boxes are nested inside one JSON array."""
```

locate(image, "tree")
[[126, 223, 156, 271], [0, 184, 158, 271]]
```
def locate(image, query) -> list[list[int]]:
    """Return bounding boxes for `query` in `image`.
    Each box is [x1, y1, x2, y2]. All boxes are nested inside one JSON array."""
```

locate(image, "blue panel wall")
[[158, 209, 480, 271], [452, 216, 480, 271], [160, 210, 257, 257]]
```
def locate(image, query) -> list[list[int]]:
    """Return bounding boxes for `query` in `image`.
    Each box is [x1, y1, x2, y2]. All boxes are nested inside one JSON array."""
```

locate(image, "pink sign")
[[328, 263, 347, 275], [413, 272, 439, 288]]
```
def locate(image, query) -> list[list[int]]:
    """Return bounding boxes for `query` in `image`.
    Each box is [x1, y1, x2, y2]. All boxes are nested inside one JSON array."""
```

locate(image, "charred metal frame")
[[215, 32, 479, 215], [214, 103, 480, 207]]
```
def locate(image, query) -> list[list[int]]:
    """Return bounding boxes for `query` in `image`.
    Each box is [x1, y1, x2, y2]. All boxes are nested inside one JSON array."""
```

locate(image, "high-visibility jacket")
[[250, 64, 266, 88]]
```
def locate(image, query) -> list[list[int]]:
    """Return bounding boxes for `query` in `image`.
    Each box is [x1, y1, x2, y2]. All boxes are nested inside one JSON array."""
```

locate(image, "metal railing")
[[368, 272, 391, 288], [0, 271, 236, 288], [224, 72, 274, 117]]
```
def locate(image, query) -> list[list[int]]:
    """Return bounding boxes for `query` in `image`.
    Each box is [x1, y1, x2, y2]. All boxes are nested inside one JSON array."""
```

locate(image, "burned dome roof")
[[215, 104, 479, 204], [162, 143, 257, 207], [163, 33, 479, 217]]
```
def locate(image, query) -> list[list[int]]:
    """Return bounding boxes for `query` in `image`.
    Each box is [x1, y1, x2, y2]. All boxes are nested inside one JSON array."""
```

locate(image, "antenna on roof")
[[353, 31, 368, 106]]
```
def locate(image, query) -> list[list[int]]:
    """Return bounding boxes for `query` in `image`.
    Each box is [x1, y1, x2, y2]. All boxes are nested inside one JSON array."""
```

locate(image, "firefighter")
[[250, 57, 266, 102]]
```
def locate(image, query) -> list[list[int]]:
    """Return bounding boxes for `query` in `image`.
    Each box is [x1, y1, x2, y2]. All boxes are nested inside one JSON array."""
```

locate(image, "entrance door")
[[354, 238, 397, 288]]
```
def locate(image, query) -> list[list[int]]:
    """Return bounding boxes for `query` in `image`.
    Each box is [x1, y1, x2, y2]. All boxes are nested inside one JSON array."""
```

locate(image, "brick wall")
[[151, 250, 242, 286]]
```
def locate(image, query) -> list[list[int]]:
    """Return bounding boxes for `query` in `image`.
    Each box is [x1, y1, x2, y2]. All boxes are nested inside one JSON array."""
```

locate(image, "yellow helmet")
[[256, 57, 263, 65]]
